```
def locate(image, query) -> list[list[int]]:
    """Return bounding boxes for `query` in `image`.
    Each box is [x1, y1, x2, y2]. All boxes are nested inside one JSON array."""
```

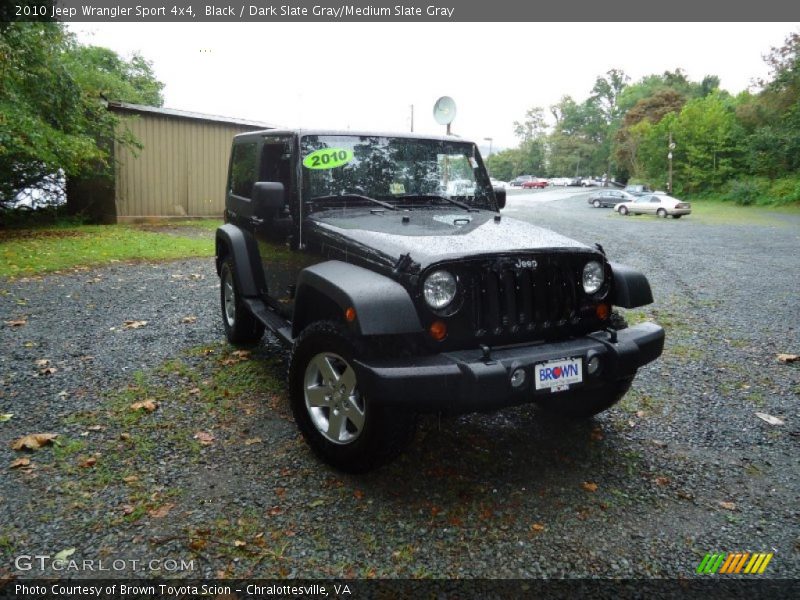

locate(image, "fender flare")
[[293, 261, 423, 338], [215, 224, 261, 297], [609, 262, 654, 308]]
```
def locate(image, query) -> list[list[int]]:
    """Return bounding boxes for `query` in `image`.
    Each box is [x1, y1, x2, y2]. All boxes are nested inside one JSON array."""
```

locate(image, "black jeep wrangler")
[[215, 130, 664, 472]]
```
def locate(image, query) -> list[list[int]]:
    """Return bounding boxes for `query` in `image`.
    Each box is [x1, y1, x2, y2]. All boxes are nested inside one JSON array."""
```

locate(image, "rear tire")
[[593, 200, 601, 208], [537, 377, 633, 419], [619, 206, 629, 216], [220, 257, 264, 345], [288, 321, 416, 473], [673, 215, 682, 219]]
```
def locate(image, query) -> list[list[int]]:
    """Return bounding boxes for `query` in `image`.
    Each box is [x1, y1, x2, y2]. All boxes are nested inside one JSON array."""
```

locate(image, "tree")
[[0, 22, 164, 208]]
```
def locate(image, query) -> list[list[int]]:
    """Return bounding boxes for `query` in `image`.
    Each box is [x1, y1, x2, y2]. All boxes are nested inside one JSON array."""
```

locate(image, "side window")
[[230, 142, 258, 198]]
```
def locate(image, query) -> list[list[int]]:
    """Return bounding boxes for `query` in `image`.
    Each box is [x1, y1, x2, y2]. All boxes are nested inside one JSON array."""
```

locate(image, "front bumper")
[[355, 322, 664, 414]]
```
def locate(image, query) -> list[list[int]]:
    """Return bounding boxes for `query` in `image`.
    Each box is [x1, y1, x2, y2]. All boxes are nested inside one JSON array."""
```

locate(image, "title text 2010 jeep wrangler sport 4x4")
[[215, 130, 664, 472]]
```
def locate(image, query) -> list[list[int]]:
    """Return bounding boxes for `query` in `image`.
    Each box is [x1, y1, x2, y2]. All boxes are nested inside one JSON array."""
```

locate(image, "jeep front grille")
[[470, 260, 581, 338]]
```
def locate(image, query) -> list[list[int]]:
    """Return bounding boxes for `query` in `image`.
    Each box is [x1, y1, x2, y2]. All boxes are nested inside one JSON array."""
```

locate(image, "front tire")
[[657, 208, 668, 218], [220, 257, 264, 345], [288, 321, 415, 473], [619, 206, 629, 216], [593, 200, 601, 208]]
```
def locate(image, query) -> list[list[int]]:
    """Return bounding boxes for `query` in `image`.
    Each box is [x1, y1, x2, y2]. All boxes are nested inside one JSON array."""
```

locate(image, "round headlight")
[[582, 261, 605, 294], [423, 270, 457, 310]]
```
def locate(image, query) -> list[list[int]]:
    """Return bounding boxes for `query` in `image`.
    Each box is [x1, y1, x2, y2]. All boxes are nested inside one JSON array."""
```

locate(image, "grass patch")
[[684, 198, 800, 226], [0, 224, 214, 278]]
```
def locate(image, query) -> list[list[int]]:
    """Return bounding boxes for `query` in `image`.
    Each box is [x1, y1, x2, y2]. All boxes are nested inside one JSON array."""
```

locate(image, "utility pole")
[[668, 132, 675, 194], [484, 137, 493, 157], [410, 104, 414, 132]]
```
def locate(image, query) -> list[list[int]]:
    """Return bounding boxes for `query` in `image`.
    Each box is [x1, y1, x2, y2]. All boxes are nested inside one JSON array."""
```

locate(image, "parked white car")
[[614, 194, 692, 218], [489, 178, 508, 189]]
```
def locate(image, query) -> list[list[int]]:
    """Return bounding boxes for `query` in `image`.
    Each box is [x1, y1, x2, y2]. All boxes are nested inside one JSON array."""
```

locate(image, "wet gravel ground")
[[1, 194, 799, 582]]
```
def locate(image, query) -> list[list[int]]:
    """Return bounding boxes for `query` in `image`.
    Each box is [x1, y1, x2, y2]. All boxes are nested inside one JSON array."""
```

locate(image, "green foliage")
[[0, 22, 164, 205], [503, 33, 800, 202], [722, 176, 800, 206]]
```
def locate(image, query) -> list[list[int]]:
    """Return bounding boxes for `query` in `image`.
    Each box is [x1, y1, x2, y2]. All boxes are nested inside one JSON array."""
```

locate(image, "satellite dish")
[[433, 96, 457, 126]]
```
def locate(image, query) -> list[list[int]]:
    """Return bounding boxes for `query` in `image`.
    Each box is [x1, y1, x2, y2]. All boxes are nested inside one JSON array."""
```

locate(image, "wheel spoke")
[[340, 365, 357, 396], [345, 397, 365, 431], [305, 385, 330, 407], [327, 409, 347, 441], [313, 354, 340, 385]]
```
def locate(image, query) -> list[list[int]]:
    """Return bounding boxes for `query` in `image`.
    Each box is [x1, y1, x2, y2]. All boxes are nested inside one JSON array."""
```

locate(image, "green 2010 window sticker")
[[303, 148, 354, 170]]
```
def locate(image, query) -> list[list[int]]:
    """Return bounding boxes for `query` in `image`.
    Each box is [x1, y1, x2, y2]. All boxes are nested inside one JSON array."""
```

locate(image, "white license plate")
[[534, 358, 583, 392]]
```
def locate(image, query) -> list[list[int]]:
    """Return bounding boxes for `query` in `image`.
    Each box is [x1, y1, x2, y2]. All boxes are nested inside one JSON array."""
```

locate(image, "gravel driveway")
[[1, 197, 798, 582]]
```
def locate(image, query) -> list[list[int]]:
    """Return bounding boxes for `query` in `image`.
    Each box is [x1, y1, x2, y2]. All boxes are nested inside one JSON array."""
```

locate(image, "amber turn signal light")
[[345, 307, 357, 322], [596, 303, 610, 320], [428, 320, 447, 341]]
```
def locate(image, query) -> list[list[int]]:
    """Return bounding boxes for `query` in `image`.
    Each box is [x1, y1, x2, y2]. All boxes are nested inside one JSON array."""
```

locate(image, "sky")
[[70, 22, 799, 151]]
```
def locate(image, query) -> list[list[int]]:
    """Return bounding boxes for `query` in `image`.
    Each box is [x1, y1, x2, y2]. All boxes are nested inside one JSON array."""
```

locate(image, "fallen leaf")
[[87, 425, 103, 431], [4, 319, 27, 327], [231, 350, 251, 360], [188, 538, 207, 551], [267, 506, 284, 516], [11, 433, 59, 451], [80, 457, 97, 468], [40, 366, 57, 376], [353, 489, 365, 500], [53, 548, 75, 563], [581, 482, 598, 493], [635, 410, 646, 418], [719, 501, 736, 511], [10, 457, 31, 469], [121, 505, 136, 515], [244, 437, 262, 446], [148, 503, 174, 518], [777, 353, 799, 363], [655, 476, 670, 487], [35, 359, 50, 367], [188, 387, 201, 396], [530, 523, 545, 532], [119, 433, 131, 441], [755, 412, 785, 426], [181, 316, 197, 324], [122, 320, 148, 330], [123, 475, 139, 483], [194, 431, 215, 445], [308, 499, 325, 508], [0, 413, 13, 423], [233, 540, 246, 547], [130, 400, 158, 412]]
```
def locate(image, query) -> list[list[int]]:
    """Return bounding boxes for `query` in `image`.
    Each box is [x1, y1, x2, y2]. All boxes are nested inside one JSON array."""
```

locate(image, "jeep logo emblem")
[[515, 259, 538, 269]]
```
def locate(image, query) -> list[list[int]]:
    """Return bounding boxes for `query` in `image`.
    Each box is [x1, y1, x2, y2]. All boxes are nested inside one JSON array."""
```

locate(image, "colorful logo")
[[696, 552, 773, 574]]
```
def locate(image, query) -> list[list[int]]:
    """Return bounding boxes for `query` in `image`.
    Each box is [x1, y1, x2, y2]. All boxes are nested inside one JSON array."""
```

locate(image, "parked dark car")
[[215, 129, 664, 472], [587, 190, 636, 208], [623, 184, 654, 196]]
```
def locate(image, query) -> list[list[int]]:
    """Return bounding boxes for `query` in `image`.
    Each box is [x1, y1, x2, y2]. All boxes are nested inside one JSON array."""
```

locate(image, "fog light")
[[587, 356, 601, 375], [428, 320, 447, 341], [510, 368, 526, 388]]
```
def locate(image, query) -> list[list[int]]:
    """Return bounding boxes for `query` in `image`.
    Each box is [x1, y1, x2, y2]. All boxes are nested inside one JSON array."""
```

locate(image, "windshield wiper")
[[394, 194, 475, 212], [310, 193, 398, 211]]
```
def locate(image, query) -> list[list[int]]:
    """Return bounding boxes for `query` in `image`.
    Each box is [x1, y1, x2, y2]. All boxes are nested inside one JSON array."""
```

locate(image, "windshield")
[[300, 135, 495, 210]]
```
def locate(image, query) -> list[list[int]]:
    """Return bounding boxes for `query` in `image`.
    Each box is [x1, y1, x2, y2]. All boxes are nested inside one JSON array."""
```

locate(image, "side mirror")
[[494, 187, 506, 210], [252, 182, 285, 218]]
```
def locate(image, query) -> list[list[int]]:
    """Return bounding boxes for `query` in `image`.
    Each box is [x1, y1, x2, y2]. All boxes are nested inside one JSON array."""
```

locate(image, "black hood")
[[308, 208, 589, 269]]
